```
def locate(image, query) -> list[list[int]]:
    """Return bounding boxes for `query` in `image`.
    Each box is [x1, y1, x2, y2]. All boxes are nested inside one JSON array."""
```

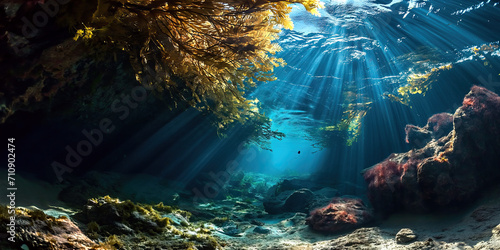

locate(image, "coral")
[[305, 197, 373, 233], [364, 86, 500, 215]]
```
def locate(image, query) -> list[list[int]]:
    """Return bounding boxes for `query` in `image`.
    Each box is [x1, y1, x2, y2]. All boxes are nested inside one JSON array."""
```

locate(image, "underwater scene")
[[2, 0, 500, 249]]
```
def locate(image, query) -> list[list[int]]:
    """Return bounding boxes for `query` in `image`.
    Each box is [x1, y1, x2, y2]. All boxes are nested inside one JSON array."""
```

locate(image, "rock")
[[470, 205, 500, 222], [404, 113, 453, 149], [305, 197, 373, 233], [313, 227, 385, 249], [253, 226, 271, 234], [279, 213, 307, 228], [396, 228, 417, 244], [493, 224, 500, 237], [0, 207, 97, 249], [250, 219, 265, 226], [74, 196, 174, 236], [284, 189, 315, 211], [165, 213, 190, 226], [264, 188, 315, 214], [405, 124, 432, 148], [364, 86, 500, 214], [221, 223, 241, 236], [426, 113, 453, 139]]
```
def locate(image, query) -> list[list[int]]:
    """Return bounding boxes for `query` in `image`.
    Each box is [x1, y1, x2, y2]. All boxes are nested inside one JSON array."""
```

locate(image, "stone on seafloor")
[[396, 228, 417, 244], [253, 226, 271, 234], [364, 86, 500, 215], [492, 224, 500, 238], [284, 189, 315, 211], [0, 207, 98, 249], [312, 227, 385, 249], [264, 188, 315, 214], [305, 197, 373, 233], [470, 205, 500, 222]]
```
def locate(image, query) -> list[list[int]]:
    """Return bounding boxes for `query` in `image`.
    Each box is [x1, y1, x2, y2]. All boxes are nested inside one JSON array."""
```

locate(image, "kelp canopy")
[[74, 0, 323, 130]]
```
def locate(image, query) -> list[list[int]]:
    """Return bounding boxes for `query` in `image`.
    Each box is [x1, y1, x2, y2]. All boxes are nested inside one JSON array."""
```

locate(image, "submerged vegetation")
[[1, 0, 323, 149], [1, 196, 224, 249], [311, 87, 372, 147], [320, 105, 371, 146], [73, 0, 323, 133], [388, 64, 453, 107]]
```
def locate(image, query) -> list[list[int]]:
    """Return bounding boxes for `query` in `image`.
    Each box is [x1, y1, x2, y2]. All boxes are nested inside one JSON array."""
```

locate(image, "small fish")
[[298, 151, 301, 154]]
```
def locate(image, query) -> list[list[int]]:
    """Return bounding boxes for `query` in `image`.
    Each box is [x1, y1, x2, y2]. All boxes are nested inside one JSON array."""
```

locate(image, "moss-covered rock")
[[74, 196, 224, 249], [0, 205, 99, 249]]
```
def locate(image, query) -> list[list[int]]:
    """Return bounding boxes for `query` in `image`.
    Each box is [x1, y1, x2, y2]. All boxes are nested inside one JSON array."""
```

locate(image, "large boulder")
[[263, 188, 315, 214], [364, 86, 500, 214]]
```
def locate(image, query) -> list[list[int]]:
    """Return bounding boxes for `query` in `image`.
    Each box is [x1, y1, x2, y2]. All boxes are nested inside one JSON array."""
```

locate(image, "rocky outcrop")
[[364, 86, 500, 214], [305, 197, 373, 233], [0, 206, 98, 249], [405, 113, 453, 149]]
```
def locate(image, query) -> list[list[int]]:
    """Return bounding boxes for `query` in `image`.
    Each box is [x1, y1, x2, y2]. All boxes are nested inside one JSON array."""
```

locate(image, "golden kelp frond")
[[389, 64, 452, 107], [321, 102, 371, 146], [73, 0, 322, 130]]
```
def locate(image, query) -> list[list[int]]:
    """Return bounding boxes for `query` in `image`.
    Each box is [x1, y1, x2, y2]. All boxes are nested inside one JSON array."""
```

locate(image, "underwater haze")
[[1, 0, 500, 249]]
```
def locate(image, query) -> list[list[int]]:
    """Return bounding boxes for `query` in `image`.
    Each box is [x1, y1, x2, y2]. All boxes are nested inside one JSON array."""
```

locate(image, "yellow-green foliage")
[[153, 202, 173, 213], [89, 196, 180, 233], [210, 216, 229, 226], [389, 64, 452, 107], [321, 103, 371, 146], [27, 208, 48, 221], [73, 0, 322, 130], [98, 235, 124, 249]]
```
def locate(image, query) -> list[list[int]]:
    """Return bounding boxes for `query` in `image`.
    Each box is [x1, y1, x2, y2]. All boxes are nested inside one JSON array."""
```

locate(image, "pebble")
[[396, 228, 417, 244]]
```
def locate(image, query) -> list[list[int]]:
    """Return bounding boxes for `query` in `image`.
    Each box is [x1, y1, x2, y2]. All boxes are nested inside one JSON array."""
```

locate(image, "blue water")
[[235, 0, 500, 188], [24, 0, 498, 195]]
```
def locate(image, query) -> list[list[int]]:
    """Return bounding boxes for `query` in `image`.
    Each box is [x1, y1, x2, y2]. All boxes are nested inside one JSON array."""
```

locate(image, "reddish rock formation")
[[405, 112, 453, 149], [306, 197, 373, 233], [364, 86, 500, 214]]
